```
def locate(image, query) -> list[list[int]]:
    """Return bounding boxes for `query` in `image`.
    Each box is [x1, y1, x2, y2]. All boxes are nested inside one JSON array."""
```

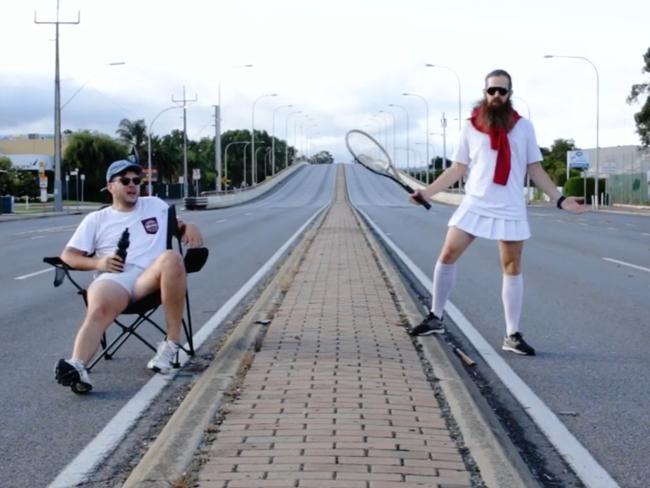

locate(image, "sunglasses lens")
[[118, 177, 141, 185], [487, 87, 508, 96]]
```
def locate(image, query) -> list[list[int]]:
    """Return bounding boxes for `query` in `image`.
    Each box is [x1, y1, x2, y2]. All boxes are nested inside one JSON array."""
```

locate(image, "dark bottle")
[[115, 228, 130, 265]]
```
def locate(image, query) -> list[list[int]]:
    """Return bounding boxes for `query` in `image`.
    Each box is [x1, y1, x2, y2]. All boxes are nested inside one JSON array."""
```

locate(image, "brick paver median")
[[197, 167, 473, 487]]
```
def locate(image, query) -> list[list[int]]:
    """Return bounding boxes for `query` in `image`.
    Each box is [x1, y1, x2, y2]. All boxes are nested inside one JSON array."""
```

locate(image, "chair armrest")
[[184, 247, 209, 273], [43, 256, 66, 268], [43, 256, 71, 287]]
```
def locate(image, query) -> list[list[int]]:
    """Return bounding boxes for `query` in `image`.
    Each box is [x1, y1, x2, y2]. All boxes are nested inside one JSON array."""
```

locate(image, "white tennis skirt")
[[448, 207, 530, 241]]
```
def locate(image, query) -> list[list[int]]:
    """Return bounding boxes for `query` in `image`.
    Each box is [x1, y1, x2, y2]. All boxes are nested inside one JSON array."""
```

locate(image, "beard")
[[474, 97, 514, 130]]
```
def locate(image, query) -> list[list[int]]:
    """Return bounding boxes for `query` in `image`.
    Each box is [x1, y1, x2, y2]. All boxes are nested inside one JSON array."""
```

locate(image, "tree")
[[310, 151, 334, 164], [540, 138, 580, 187], [220, 129, 256, 187], [627, 46, 650, 146], [116, 118, 148, 158], [0, 156, 15, 195], [153, 130, 184, 183], [64, 130, 128, 201]]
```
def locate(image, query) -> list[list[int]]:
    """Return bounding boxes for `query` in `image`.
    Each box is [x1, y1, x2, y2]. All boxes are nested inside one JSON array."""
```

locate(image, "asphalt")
[[4, 180, 646, 486], [122, 167, 529, 488]]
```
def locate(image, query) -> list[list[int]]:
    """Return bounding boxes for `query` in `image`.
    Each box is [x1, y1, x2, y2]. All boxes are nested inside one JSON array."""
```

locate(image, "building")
[[574, 145, 650, 205], [0, 134, 69, 171]]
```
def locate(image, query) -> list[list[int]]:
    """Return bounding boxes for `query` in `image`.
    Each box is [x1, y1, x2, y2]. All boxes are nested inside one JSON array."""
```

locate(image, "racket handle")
[[412, 191, 431, 209]]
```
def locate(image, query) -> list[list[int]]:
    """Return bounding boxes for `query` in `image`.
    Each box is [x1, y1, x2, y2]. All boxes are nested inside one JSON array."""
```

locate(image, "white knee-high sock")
[[431, 261, 456, 318], [502, 274, 523, 336]]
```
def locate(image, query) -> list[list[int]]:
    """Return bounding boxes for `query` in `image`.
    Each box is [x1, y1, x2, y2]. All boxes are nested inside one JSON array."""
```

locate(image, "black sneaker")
[[55, 359, 93, 394], [502, 332, 536, 356], [409, 312, 445, 336]]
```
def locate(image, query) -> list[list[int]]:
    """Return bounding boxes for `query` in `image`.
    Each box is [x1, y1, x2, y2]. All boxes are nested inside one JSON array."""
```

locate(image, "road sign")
[[600, 162, 618, 174], [567, 150, 590, 170], [192, 168, 201, 180]]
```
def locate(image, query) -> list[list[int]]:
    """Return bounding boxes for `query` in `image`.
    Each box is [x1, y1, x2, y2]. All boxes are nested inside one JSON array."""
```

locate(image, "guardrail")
[[184, 162, 308, 210], [184, 196, 208, 209]]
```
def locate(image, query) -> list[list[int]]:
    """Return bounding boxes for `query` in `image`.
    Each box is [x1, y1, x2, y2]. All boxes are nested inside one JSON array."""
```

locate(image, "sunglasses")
[[116, 176, 142, 186], [486, 86, 510, 96]]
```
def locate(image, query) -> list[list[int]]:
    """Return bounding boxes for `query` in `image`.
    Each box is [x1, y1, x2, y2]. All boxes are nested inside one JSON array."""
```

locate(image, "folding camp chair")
[[43, 204, 208, 371]]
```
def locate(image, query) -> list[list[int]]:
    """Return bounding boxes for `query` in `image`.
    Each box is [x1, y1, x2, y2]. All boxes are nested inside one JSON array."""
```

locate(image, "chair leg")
[[183, 291, 195, 356]]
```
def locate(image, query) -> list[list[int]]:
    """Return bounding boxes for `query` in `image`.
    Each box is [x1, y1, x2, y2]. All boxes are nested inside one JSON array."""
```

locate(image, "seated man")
[[55, 159, 203, 393]]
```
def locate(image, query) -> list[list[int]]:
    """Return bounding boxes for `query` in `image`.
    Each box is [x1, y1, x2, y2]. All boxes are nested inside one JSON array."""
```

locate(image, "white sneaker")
[[147, 340, 180, 374], [55, 358, 93, 394]]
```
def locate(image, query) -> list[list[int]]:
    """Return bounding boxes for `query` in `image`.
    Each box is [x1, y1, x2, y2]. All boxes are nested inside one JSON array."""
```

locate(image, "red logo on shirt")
[[141, 217, 159, 234]]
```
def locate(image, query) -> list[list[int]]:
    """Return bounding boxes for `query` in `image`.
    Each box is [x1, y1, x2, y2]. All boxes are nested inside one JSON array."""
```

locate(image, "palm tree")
[[116, 118, 147, 160]]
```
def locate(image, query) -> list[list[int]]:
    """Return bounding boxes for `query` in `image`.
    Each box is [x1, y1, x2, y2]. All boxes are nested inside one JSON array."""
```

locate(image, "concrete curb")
[[203, 162, 308, 209], [349, 199, 533, 487], [122, 204, 330, 487]]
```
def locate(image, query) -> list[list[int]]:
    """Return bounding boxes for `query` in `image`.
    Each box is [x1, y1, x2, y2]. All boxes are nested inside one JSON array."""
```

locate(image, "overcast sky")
[[1, 0, 648, 166]]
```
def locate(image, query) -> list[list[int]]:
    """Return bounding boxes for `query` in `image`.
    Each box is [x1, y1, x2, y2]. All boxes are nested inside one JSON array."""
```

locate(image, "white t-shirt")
[[453, 118, 542, 220], [66, 197, 169, 269]]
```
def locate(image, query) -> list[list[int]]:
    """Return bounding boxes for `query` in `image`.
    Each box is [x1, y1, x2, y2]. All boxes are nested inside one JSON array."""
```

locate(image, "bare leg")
[[72, 281, 129, 364], [438, 226, 475, 264], [498, 240, 525, 336], [133, 250, 186, 343], [430, 227, 475, 316], [498, 240, 524, 276]]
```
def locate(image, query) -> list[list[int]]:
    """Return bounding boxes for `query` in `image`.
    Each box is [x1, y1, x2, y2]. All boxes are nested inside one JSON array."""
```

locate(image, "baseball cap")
[[105, 160, 142, 183]]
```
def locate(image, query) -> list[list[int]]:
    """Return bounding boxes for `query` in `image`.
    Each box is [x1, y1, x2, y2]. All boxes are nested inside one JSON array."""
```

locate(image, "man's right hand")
[[409, 190, 427, 206], [97, 255, 125, 273]]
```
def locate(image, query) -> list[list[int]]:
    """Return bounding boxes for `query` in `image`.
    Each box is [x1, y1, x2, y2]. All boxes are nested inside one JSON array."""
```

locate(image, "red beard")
[[469, 100, 521, 186], [475, 97, 516, 130]]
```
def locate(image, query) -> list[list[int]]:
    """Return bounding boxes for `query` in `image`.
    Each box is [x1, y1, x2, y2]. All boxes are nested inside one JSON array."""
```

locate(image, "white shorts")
[[93, 264, 146, 298], [448, 207, 530, 241]]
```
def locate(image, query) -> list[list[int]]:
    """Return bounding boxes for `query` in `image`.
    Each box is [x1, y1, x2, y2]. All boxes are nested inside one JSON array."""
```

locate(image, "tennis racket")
[[345, 129, 431, 209]]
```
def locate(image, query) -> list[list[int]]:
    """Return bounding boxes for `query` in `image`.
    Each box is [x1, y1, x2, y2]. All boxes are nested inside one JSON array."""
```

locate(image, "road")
[[345, 163, 650, 488], [0, 164, 336, 487]]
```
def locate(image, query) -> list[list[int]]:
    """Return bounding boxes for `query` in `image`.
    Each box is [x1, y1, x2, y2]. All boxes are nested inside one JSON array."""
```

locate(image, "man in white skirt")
[[408, 69, 585, 355]]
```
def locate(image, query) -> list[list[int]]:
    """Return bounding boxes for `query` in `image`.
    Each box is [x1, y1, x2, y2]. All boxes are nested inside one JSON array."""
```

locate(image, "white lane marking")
[[215, 219, 228, 224], [48, 203, 329, 488], [602, 257, 650, 273], [15, 224, 77, 236], [354, 206, 620, 488], [15, 268, 54, 280], [30, 235, 47, 240], [642, 232, 650, 237], [244, 212, 252, 216]]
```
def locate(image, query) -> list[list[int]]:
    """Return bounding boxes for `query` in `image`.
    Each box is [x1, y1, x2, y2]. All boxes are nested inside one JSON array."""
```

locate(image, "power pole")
[[213, 105, 222, 191], [172, 86, 197, 199], [35, 0, 79, 212]]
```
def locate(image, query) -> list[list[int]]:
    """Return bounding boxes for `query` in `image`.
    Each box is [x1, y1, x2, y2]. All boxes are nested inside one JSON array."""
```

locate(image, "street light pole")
[[223, 141, 251, 188], [35, 1, 80, 213], [441, 113, 448, 169], [272, 104, 293, 176], [425, 63, 462, 131], [285, 111, 302, 169], [147, 106, 180, 196], [172, 86, 198, 199], [379, 110, 397, 165], [251, 93, 278, 186], [403, 92, 430, 183], [388, 103, 410, 170], [544, 54, 600, 208], [215, 65, 254, 192], [61, 61, 125, 110]]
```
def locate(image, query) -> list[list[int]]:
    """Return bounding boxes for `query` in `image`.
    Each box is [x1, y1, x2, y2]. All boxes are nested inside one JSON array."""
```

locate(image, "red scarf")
[[470, 107, 521, 185]]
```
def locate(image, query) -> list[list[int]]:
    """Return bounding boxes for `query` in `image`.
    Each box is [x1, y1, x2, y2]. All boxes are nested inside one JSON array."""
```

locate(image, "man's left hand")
[[562, 196, 588, 214], [182, 223, 204, 247]]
